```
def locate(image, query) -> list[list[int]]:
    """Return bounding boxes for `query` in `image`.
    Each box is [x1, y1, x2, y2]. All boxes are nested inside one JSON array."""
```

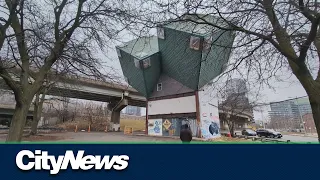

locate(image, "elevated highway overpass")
[[0, 76, 252, 132], [0, 104, 33, 117], [0, 104, 33, 126], [0, 76, 146, 106], [0, 76, 146, 131]]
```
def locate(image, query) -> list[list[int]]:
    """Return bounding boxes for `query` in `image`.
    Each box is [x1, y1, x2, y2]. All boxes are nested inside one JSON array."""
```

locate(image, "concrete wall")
[[198, 83, 221, 139], [148, 95, 196, 115], [148, 117, 198, 137]]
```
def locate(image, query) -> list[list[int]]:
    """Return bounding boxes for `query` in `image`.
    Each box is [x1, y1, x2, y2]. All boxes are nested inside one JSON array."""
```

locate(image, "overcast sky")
[[0, 1, 312, 122]]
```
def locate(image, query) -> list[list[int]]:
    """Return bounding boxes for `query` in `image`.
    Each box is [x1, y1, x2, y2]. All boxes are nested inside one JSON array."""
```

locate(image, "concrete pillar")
[[244, 122, 248, 128], [111, 110, 121, 131], [107, 97, 128, 132]]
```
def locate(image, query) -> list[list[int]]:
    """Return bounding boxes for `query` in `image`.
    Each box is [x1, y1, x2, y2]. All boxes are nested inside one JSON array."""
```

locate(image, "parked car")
[[241, 129, 257, 136], [256, 129, 282, 138]]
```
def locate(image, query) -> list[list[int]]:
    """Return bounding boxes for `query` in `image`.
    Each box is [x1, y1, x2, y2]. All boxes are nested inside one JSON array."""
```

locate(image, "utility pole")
[[260, 110, 266, 129], [294, 96, 306, 135]]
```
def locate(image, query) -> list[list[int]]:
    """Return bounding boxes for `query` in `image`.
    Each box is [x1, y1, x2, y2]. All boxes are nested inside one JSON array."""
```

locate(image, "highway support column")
[[108, 93, 129, 132]]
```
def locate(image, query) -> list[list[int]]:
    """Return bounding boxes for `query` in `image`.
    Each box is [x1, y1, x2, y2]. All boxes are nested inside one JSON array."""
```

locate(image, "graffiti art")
[[209, 122, 219, 135]]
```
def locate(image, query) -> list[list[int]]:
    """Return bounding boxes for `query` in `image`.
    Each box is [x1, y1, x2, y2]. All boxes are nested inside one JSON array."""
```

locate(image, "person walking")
[[180, 124, 192, 143]]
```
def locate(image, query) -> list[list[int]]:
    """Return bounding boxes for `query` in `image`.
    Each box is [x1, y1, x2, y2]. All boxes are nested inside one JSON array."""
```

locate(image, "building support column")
[[145, 101, 148, 135], [195, 91, 201, 138], [111, 110, 121, 131], [107, 94, 129, 132]]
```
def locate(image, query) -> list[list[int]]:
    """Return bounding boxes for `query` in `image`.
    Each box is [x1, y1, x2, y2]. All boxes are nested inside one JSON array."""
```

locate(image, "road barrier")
[[124, 126, 133, 135]]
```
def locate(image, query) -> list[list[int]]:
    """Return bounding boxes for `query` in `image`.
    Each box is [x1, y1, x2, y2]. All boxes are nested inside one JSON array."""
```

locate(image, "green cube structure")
[[116, 14, 235, 98]]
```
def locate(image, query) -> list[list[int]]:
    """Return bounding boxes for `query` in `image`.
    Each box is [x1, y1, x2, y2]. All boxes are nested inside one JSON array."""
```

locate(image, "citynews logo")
[[16, 150, 129, 175]]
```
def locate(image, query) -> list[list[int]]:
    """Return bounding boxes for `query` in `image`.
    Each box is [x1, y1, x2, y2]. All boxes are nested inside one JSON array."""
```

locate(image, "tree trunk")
[[309, 98, 320, 142], [30, 93, 39, 135], [30, 105, 38, 135], [230, 121, 235, 137], [283, 54, 320, 141], [292, 70, 320, 142], [227, 120, 235, 137], [30, 93, 45, 135], [30, 118, 39, 135], [6, 103, 30, 142]]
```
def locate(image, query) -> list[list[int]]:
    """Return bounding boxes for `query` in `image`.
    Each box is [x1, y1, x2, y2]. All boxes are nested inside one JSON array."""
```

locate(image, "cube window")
[[134, 58, 141, 69], [157, 27, 165, 39], [203, 36, 213, 50], [142, 58, 151, 69], [134, 57, 151, 69], [190, 36, 201, 50], [157, 83, 162, 91]]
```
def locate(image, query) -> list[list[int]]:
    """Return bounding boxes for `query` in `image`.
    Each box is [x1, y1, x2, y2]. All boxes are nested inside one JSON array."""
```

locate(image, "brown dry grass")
[[56, 116, 145, 132], [120, 118, 145, 131]]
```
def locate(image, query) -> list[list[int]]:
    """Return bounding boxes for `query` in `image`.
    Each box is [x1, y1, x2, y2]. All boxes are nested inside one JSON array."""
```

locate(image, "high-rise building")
[[124, 106, 141, 116], [295, 98, 312, 116], [218, 78, 253, 131], [268, 97, 312, 130], [225, 78, 248, 97], [222, 78, 251, 112]]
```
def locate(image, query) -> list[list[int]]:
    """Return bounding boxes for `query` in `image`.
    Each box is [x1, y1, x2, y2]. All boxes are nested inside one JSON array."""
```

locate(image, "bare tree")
[[0, 0, 19, 50], [29, 87, 47, 135], [217, 79, 261, 136], [269, 114, 300, 131], [60, 97, 70, 123], [84, 102, 94, 127], [0, 0, 144, 141], [44, 96, 72, 124], [144, 0, 320, 141]]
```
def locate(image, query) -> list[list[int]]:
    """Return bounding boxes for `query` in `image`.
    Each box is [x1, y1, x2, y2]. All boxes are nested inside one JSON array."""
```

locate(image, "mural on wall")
[[162, 119, 176, 136], [148, 119, 163, 136], [198, 84, 221, 139], [161, 118, 198, 137], [181, 118, 198, 137]]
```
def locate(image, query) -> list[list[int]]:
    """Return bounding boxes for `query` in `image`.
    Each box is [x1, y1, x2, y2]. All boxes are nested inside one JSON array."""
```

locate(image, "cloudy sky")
[[0, 1, 312, 122]]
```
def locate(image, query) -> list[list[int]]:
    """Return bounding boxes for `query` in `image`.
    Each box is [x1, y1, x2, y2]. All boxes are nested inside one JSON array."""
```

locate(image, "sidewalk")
[[283, 133, 318, 138]]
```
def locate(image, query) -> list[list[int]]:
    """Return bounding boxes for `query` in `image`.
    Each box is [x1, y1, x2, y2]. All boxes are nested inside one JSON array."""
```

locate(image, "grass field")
[[120, 118, 145, 131]]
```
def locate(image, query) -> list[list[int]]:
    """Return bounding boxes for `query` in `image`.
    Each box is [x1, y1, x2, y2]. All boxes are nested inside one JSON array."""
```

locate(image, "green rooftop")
[[116, 14, 235, 98], [117, 36, 159, 60]]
